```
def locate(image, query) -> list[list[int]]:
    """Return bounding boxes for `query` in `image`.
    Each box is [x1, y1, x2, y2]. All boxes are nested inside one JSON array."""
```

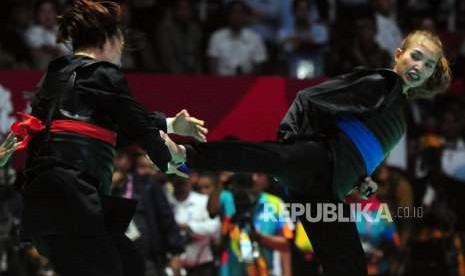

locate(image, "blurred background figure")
[[418, 15, 437, 34], [167, 176, 220, 276], [407, 143, 463, 276], [372, 0, 403, 54], [24, 0, 68, 69], [373, 163, 415, 249], [235, 0, 284, 45], [208, 173, 293, 276], [233, 0, 287, 74], [119, 3, 158, 72], [0, 2, 33, 68], [195, 172, 219, 196], [207, 0, 267, 76], [326, 14, 391, 76], [438, 109, 465, 183], [156, 0, 204, 74], [278, 0, 329, 79], [354, 196, 401, 276], [112, 152, 186, 276]]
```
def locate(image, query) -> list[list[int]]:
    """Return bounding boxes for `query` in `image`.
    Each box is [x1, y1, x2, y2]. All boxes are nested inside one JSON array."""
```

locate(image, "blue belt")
[[336, 117, 384, 175]]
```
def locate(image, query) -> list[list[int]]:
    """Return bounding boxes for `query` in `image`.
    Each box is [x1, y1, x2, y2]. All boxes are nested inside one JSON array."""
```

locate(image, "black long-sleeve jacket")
[[186, 68, 406, 201], [25, 55, 171, 194]]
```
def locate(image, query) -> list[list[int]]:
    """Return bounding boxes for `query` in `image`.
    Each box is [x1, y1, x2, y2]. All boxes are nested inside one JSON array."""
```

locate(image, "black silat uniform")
[[185, 68, 407, 276], [20, 55, 172, 276]]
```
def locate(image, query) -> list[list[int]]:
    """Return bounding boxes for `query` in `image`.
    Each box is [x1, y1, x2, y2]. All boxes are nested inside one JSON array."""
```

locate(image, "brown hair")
[[399, 30, 452, 99], [57, 0, 122, 51]]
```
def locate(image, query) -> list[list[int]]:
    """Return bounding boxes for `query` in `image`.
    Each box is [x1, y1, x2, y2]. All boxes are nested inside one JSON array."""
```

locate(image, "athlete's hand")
[[159, 130, 186, 165], [360, 177, 378, 200], [0, 133, 19, 167], [171, 109, 207, 142]]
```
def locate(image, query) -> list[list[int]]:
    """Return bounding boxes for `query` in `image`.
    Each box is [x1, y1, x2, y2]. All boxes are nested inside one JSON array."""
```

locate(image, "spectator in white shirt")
[[278, 0, 329, 78], [225, 0, 285, 44], [25, 0, 69, 69], [207, 1, 267, 76], [440, 110, 465, 182], [196, 172, 219, 196], [373, 0, 403, 54], [168, 176, 220, 276]]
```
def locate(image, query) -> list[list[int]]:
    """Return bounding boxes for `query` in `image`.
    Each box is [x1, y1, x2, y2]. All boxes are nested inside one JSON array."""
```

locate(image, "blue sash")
[[336, 118, 384, 175]]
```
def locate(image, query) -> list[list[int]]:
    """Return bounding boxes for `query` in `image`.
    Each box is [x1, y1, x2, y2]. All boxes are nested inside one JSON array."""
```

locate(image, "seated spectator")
[[418, 15, 437, 33], [439, 110, 465, 182], [326, 14, 391, 76], [336, 0, 371, 22], [167, 176, 220, 276], [207, 1, 267, 76], [113, 149, 133, 176], [193, 0, 224, 34], [196, 172, 220, 196], [234, 0, 289, 73], [280, 0, 329, 29], [156, 0, 204, 74], [0, 23, 32, 68], [0, 2, 34, 68], [278, 0, 329, 78], [234, 0, 286, 44], [119, 3, 158, 72], [10, 2, 33, 33], [130, 0, 162, 35], [24, 0, 68, 69], [373, 0, 403, 54]]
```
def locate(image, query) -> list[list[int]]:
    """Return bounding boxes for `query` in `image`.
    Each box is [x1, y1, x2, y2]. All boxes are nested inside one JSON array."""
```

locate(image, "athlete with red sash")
[[17, 1, 206, 276]]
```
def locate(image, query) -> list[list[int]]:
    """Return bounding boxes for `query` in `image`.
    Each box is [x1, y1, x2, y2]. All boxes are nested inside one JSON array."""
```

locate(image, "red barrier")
[[0, 70, 325, 141]]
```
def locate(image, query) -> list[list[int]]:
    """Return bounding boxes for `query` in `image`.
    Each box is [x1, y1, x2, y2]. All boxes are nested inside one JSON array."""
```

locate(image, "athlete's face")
[[393, 38, 440, 90]]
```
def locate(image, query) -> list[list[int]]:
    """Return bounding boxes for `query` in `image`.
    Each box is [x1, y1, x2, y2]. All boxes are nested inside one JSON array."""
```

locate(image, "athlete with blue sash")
[[164, 31, 452, 276]]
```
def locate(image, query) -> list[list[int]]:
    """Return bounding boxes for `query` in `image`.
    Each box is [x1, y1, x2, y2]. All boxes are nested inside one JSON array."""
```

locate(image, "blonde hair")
[[398, 30, 452, 99]]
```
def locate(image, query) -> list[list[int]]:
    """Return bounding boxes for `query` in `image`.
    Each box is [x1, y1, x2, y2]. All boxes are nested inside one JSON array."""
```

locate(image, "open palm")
[[172, 109, 208, 142]]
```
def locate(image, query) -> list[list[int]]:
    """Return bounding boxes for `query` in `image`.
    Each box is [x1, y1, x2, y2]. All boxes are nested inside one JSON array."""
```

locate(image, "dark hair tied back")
[[57, 0, 122, 51]]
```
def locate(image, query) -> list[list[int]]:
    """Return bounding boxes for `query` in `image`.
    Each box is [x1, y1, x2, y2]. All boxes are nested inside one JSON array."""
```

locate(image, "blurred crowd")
[[0, 0, 465, 79], [0, 0, 465, 275]]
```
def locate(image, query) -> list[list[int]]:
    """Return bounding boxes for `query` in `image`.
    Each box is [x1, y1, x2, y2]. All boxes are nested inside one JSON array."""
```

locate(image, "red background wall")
[[0, 70, 325, 141]]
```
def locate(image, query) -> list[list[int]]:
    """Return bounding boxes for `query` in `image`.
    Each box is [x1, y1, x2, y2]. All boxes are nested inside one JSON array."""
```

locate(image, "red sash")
[[11, 112, 116, 149]]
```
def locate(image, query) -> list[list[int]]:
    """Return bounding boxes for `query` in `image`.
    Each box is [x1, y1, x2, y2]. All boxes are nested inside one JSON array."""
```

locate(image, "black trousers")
[[188, 140, 368, 276], [34, 234, 145, 276], [185, 261, 216, 276], [289, 194, 367, 276], [283, 142, 367, 276], [21, 167, 143, 276]]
